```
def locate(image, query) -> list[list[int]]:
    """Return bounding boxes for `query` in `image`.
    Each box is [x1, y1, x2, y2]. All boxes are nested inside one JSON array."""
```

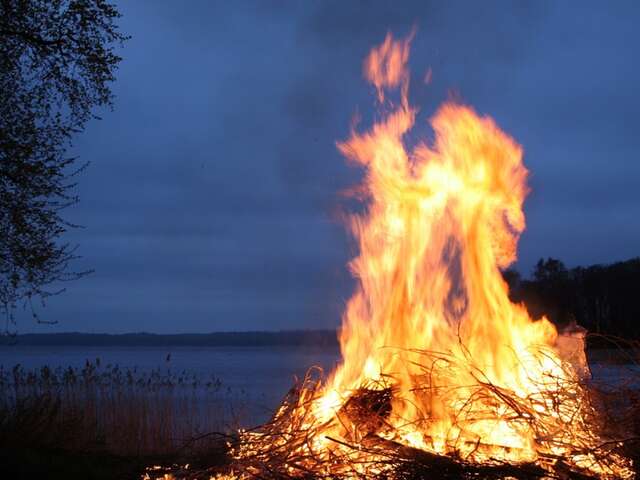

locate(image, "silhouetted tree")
[[531, 258, 575, 327], [573, 259, 640, 337], [502, 268, 521, 293], [0, 0, 127, 331], [506, 257, 640, 340]]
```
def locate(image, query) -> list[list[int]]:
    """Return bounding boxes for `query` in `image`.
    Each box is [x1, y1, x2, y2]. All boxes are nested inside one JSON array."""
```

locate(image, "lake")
[[1, 345, 636, 427], [0, 345, 342, 426]]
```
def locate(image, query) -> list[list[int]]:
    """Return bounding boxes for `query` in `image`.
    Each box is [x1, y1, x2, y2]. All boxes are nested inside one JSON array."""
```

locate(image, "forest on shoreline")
[[505, 257, 640, 340], [3, 257, 639, 346]]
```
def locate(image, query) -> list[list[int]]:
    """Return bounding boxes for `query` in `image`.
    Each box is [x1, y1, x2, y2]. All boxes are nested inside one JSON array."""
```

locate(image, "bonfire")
[[170, 33, 634, 479]]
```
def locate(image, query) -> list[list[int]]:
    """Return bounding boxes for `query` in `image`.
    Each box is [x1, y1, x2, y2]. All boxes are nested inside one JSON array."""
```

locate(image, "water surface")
[[0, 345, 341, 426]]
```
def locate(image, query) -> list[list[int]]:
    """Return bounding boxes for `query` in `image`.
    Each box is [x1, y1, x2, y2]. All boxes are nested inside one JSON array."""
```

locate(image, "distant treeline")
[[1, 330, 339, 348], [3, 258, 639, 346], [505, 257, 640, 339]]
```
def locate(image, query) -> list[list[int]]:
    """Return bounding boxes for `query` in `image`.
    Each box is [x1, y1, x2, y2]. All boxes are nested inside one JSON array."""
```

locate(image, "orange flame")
[[312, 33, 623, 473], [222, 33, 632, 479], [364, 32, 412, 103]]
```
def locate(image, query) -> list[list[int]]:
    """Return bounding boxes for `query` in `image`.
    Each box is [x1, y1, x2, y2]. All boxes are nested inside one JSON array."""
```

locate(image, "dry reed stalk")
[[203, 349, 636, 480]]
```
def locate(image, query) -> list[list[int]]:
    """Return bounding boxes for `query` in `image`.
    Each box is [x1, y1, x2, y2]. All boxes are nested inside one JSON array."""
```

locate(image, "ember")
[[217, 33, 633, 479]]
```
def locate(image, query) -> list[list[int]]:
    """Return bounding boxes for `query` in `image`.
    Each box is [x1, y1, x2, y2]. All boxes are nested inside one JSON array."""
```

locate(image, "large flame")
[[224, 33, 631, 479], [323, 32, 562, 456]]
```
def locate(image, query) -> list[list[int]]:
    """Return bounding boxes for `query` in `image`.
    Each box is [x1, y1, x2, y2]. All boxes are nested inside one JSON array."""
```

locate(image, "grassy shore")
[[0, 361, 234, 479]]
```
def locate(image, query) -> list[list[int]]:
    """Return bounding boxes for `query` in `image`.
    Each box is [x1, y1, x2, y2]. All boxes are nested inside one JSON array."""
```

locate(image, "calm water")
[[0, 345, 342, 425], [1, 345, 636, 426]]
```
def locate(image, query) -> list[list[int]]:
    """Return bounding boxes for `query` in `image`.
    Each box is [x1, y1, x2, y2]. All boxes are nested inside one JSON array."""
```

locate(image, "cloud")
[[22, 0, 640, 332]]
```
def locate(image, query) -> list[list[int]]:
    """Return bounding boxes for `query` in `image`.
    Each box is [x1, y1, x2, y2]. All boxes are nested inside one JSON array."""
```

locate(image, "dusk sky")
[[26, 0, 640, 333]]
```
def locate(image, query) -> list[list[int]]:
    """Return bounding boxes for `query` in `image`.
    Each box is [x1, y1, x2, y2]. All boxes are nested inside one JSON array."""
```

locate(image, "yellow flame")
[[315, 32, 613, 471], [220, 32, 632, 480]]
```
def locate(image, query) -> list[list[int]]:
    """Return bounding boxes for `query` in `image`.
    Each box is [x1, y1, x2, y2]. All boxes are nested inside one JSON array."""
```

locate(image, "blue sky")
[[24, 0, 640, 333]]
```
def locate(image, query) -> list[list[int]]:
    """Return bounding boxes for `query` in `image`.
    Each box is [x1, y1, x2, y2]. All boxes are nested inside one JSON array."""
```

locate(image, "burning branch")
[[151, 33, 637, 480]]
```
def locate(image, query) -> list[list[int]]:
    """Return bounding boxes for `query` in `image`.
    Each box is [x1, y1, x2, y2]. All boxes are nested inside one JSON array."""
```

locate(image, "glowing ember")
[[221, 33, 633, 479]]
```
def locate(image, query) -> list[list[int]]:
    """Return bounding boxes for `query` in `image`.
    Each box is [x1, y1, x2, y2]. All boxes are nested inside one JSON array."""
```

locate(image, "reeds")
[[0, 360, 235, 457]]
